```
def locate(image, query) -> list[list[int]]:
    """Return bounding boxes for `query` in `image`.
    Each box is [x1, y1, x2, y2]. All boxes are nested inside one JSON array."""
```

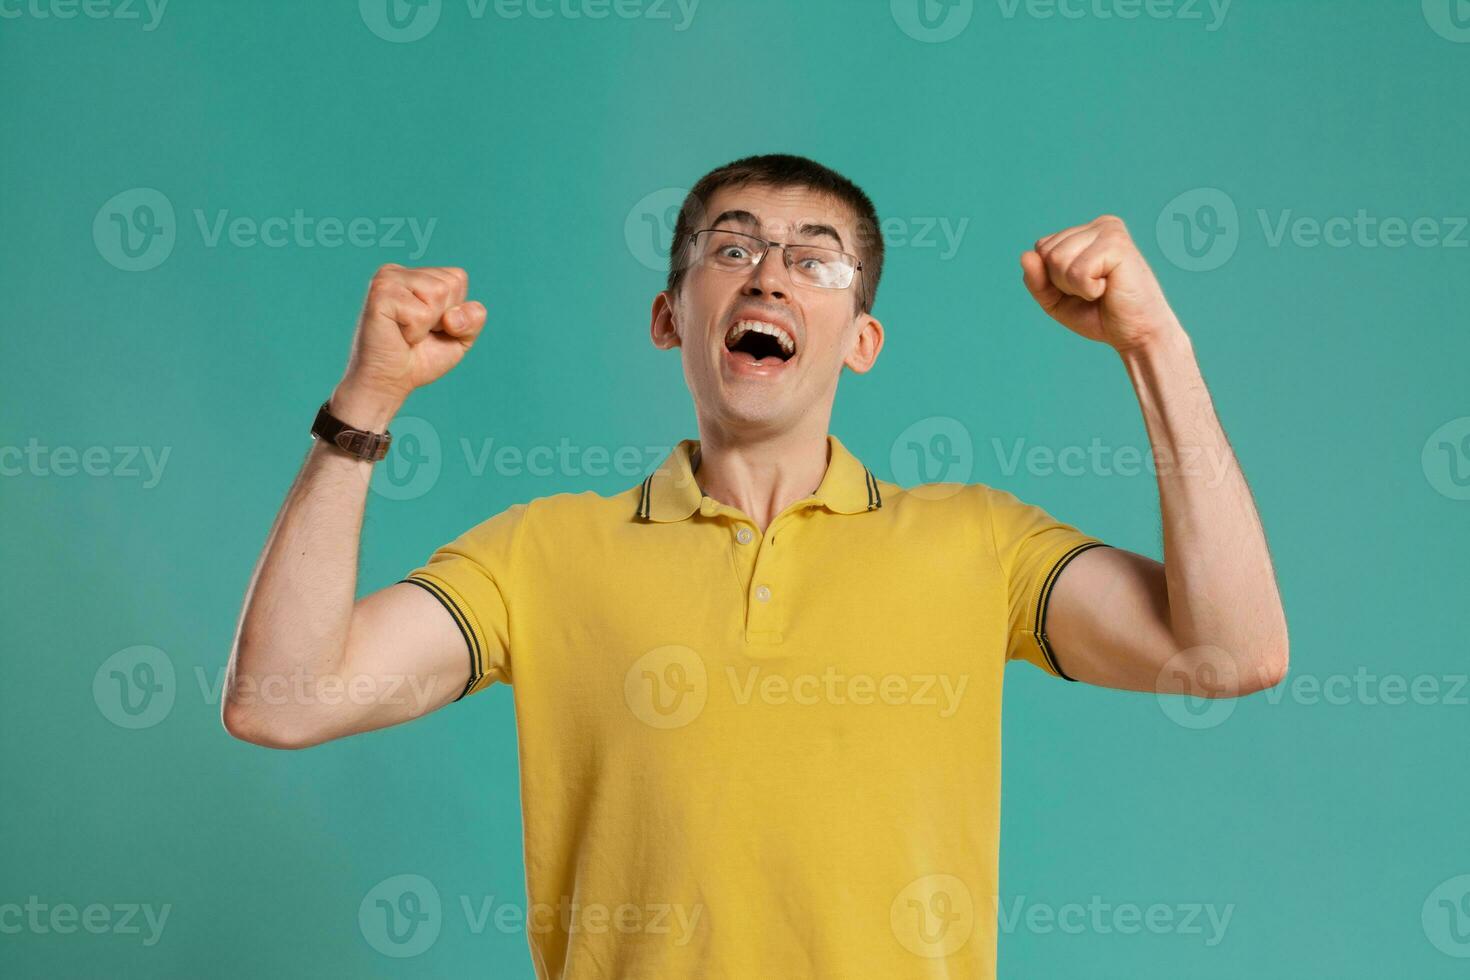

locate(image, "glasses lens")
[[786, 245, 856, 289], [698, 230, 763, 268]]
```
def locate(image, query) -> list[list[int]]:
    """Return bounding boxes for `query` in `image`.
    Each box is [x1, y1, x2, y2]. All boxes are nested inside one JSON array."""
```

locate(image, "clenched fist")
[[331, 264, 487, 426], [1020, 216, 1180, 353]]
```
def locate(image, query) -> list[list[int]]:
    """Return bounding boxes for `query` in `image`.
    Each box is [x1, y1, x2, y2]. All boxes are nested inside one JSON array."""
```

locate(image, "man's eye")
[[718, 245, 749, 260]]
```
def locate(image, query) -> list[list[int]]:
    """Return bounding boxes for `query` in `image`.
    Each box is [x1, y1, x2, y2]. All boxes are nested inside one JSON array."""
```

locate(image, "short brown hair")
[[666, 153, 884, 315]]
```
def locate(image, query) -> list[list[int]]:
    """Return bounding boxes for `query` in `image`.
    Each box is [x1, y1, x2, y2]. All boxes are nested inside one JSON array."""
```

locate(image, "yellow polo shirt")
[[402, 434, 1106, 979]]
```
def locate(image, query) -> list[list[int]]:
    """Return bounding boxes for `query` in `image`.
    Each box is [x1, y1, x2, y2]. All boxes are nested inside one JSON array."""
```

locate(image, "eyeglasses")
[[682, 228, 863, 291]]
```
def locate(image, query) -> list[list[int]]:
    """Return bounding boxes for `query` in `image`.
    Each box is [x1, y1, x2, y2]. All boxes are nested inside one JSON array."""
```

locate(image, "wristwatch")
[[310, 400, 393, 462]]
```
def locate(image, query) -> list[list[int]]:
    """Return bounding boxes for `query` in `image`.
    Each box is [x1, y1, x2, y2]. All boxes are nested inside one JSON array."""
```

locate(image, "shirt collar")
[[634, 434, 882, 523]]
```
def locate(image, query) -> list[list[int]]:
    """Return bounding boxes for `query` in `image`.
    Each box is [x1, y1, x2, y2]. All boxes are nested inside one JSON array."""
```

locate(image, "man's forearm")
[[222, 387, 398, 742], [1121, 322, 1289, 686]]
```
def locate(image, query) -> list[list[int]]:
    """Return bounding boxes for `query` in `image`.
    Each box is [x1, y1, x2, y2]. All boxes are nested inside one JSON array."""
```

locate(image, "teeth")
[[726, 320, 796, 357]]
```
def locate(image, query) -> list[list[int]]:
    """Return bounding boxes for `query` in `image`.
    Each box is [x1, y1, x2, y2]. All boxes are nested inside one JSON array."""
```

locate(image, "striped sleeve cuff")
[[1029, 541, 1110, 682], [399, 574, 490, 701]]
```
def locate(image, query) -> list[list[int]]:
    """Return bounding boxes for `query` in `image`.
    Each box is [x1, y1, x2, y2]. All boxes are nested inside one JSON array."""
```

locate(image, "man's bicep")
[[339, 582, 479, 726], [379, 503, 527, 702], [1042, 545, 1177, 692]]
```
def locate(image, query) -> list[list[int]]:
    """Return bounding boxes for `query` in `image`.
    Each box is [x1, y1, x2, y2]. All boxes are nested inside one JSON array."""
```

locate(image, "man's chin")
[[710, 400, 794, 436]]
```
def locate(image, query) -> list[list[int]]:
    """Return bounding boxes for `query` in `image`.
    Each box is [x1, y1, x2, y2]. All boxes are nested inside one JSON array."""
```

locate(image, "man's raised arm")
[[1018, 216, 1289, 696], [222, 264, 488, 748]]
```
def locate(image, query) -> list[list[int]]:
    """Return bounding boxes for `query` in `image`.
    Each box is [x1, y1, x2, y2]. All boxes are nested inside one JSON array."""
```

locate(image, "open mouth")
[[724, 319, 797, 364]]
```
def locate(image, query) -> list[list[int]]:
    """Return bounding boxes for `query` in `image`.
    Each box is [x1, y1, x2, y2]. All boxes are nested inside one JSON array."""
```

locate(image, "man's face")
[[650, 183, 884, 439]]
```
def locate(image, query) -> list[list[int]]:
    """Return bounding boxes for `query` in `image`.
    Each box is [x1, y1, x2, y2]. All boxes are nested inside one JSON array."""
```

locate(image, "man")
[[224, 153, 1288, 978]]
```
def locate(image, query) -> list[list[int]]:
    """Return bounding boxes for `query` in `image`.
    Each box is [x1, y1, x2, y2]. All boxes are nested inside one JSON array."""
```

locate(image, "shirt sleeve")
[[984, 486, 1109, 681], [399, 502, 529, 700]]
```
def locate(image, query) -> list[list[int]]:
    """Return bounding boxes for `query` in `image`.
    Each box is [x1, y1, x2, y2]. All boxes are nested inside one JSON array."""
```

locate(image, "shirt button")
[[736, 527, 754, 544], [755, 585, 772, 602]]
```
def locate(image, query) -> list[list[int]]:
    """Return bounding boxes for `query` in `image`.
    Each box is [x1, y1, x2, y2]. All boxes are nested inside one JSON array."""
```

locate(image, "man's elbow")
[[1237, 637, 1290, 696], [221, 700, 324, 751]]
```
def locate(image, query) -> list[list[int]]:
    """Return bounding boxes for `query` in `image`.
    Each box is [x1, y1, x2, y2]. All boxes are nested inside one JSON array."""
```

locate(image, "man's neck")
[[691, 426, 831, 533]]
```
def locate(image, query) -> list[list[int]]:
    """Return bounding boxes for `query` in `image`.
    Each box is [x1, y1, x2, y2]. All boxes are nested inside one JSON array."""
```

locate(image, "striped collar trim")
[[635, 434, 882, 523]]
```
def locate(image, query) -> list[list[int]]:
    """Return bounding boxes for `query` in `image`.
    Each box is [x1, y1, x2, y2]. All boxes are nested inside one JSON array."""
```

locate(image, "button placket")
[[745, 512, 796, 641], [715, 505, 808, 646], [725, 518, 758, 597]]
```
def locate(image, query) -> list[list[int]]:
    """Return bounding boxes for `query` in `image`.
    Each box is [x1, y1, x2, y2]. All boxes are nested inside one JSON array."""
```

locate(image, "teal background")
[[3, 0, 1468, 976]]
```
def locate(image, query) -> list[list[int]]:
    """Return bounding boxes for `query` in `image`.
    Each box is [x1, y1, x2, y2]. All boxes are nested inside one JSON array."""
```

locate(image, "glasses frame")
[[681, 228, 864, 292]]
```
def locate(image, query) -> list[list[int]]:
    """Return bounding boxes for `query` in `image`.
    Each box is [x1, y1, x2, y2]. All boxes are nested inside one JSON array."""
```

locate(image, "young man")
[[224, 154, 1287, 978]]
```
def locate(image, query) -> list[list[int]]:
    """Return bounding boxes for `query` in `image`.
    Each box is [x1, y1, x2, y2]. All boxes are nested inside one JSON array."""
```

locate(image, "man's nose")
[[743, 243, 791, 299]]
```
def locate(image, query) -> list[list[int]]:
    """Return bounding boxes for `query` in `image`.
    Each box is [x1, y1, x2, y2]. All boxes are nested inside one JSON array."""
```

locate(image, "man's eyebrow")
[[709, 210, 846, 250], [795, 222, 845, 250], [710, 210, 761, 231]]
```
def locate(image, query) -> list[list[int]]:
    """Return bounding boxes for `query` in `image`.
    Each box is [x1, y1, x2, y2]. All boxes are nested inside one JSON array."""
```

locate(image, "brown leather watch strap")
[[311, 400, 393, 462]]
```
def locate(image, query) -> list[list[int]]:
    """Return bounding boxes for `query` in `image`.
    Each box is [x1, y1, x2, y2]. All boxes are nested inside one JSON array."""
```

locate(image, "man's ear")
[[843, 312, 884, 374], [650, 290, 681, 350]]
